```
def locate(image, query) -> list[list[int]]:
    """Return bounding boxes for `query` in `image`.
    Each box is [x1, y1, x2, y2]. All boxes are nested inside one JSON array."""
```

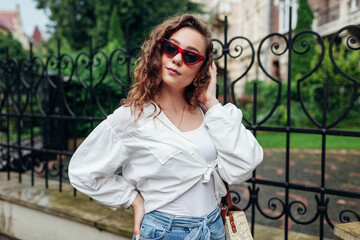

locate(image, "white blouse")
[[157, 111, 218, 216], [68, 103, 263, 214]]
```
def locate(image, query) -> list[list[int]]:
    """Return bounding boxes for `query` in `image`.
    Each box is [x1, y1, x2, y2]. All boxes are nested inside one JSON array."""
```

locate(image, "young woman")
[[69, 14, 263, 240]]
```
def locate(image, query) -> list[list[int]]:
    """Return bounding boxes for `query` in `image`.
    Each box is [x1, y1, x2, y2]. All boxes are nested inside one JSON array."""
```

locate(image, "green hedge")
[[242, 40, 360, 128]]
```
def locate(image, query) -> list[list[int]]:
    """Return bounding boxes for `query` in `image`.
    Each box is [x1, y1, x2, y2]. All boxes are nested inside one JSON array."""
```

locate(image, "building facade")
[[0, 5, 30, 50]]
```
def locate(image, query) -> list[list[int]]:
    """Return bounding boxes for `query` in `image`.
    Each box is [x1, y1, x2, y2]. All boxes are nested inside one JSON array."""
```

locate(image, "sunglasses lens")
[[183, 52, 200, 64], [162, 41, 178, 56], [161, 39, 202, 65]]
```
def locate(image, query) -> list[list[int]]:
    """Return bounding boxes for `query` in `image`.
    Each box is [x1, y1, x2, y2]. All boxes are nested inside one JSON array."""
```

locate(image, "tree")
[[35, 0, 96, 50], [92, 0, 113, 48], [291, 0, 315, 82], [35, 0, 204, 50], [108, 6, 125, 46], [0, 32, 27, 60]]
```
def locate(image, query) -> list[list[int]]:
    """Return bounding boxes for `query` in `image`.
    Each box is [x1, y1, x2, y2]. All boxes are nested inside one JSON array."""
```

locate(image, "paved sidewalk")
[[234, 148, 360, 239], [0, 172, 332, 240]]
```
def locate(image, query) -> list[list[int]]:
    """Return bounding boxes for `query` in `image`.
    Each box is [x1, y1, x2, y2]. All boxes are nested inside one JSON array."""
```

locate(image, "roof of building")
[[0, 23, 10, 32], [0, 11, 19, 31], [31, 26, 42, 44]]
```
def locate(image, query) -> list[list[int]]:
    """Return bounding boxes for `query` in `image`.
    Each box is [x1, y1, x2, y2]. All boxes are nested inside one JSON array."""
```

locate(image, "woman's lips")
[[166, 67, 181, 75]]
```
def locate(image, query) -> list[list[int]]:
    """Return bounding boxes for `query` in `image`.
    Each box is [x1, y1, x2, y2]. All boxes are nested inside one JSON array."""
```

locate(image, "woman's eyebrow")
[[169, 38, 201, 54]]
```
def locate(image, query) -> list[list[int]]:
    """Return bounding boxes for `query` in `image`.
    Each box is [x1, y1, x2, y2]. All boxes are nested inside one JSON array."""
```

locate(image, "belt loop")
[[166, 214, 174, 232]]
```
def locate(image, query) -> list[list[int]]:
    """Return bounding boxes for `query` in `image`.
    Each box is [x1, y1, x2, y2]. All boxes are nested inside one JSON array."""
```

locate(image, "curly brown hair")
[[122, 14, 213, 119]]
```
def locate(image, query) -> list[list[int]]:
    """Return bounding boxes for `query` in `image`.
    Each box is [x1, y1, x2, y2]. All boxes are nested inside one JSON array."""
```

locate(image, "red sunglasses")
[[160, 38, 205, 65]]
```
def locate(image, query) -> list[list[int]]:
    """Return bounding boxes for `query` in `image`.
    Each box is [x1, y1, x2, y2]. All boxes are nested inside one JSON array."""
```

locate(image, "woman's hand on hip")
[[131, 193, 145, 240], [201, 60, 219, 110]]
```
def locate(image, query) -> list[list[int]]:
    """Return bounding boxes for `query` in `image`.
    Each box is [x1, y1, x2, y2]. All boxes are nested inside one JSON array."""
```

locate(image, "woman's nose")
[[172, 52, 183, 66]]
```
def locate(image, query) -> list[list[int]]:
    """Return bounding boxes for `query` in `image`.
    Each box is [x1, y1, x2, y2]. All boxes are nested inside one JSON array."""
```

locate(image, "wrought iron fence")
[[1, 11, 360, 240]]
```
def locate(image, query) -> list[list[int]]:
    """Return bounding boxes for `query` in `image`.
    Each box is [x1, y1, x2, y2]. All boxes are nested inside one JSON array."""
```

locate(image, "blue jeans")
[[132, 206, 225, 240]]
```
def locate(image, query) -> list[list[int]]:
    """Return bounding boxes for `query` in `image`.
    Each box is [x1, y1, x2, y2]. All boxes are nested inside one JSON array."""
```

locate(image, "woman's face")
[[160, 27, 206, 91]]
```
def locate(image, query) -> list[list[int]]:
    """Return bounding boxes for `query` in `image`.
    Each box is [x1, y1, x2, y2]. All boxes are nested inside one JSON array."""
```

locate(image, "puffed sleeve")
[[204, 103, 263, 184], [68, 119, 138, 210]]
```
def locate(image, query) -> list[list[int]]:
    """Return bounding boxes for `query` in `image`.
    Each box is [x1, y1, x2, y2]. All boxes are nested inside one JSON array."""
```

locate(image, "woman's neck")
[[157, 86, 187, 113]]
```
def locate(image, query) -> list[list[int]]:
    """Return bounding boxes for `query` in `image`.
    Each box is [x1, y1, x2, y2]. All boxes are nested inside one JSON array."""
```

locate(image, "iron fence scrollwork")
[[1, 9, 360, 240]]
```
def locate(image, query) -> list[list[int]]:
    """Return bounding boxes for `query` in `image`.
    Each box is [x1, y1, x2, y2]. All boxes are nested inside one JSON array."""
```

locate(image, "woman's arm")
[[204, 104, 263, 184], [68, 119, 138, 210], [201, 61, 264, 184], [131, 193, 145, 240]]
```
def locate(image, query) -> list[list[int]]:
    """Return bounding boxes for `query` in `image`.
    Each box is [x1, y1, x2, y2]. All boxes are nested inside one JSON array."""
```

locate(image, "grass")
[[256, 130, 360, 149]]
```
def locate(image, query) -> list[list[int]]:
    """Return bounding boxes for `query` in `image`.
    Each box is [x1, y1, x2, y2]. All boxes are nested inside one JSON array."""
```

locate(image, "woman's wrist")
[[131, 193, 143, 208], [204, 98, 220, 110]]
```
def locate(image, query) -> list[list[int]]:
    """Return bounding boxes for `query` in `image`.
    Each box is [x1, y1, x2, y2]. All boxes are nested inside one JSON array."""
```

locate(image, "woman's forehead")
[[169, 27, 206, 55]]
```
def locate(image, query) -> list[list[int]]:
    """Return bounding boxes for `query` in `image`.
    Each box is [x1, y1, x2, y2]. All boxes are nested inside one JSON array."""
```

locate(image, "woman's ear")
[[193, 73, 201, 86]]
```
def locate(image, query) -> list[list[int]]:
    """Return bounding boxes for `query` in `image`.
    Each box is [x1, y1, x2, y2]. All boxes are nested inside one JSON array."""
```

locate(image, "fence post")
[[285, 3, 294, 240]]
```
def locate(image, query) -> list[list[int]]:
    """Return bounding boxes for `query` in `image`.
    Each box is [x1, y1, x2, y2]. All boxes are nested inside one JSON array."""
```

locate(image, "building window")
[[278, 0, 298, 33], [350, 0, 359, 12]]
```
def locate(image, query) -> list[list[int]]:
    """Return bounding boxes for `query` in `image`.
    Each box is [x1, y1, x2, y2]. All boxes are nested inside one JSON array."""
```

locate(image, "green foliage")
[[0, 32, 27, 60], [35, 0, 96, 50], [92, 1, 113, 48], [108, 6, 125, 46], [243, 39, 360, 128], [244, 80, 285, 125], [294, 0, 314, 31], [243, 80, 309, 127], [291, 0, 315, 82], [302, 39, 360, 127], [35, 0, 203, 51], [38, 35, 73, 57], [52, 40, 131, 137]]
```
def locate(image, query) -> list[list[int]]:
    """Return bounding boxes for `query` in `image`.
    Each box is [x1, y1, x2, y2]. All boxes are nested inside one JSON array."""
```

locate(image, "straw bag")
[[220, 182, 253, 240]]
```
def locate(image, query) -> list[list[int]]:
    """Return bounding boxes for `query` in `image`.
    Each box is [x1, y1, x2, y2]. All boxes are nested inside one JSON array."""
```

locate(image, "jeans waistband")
[[146, 206, 221, 240]]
